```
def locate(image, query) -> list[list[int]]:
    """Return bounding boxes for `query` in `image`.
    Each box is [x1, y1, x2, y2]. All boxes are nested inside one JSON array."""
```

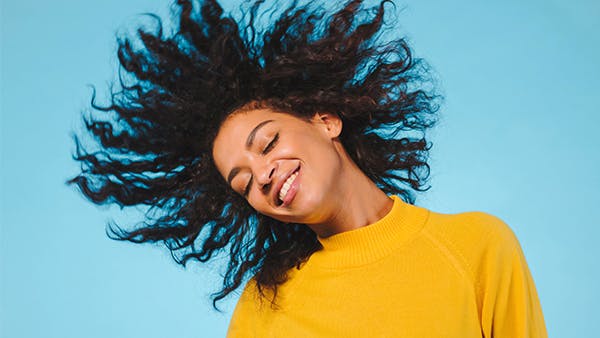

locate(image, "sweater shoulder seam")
[[422, 225, 482, 299]]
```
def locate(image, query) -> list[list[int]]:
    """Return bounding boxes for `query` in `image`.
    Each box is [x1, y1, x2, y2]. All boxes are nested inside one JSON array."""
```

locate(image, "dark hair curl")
[[69, 0, 439, 311]]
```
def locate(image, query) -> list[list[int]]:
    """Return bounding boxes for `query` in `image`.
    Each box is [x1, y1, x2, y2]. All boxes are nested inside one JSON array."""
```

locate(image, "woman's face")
[[212, 108, 344, 224]]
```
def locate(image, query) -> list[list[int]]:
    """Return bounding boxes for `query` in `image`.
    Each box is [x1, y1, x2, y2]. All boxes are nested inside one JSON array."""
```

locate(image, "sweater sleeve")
[[226, 279, 260, 338], [474, 213, 548, 338]]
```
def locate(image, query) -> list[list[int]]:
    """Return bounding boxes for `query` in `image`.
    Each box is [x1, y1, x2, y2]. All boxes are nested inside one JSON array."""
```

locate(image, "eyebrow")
[[226, 119, 274, 186]]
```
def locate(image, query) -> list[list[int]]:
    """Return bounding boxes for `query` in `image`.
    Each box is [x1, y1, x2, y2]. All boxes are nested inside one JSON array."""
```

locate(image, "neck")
[[306, 147, 394, 238]]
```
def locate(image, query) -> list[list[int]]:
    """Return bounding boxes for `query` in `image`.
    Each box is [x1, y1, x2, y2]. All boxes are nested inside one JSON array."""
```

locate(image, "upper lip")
[[272, 164, 300, 206]]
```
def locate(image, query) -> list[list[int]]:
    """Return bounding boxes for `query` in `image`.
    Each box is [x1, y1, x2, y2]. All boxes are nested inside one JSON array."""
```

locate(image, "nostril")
[[268, 168, 275, 179], [262, 182, 272, 193]]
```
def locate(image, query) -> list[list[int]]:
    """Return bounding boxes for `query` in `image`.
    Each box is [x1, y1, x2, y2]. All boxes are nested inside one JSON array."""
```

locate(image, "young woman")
[[70, 0, 548, 336]]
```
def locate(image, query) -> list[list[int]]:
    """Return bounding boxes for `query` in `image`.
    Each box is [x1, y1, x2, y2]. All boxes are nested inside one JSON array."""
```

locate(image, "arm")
[[477, 215, 548, 338]]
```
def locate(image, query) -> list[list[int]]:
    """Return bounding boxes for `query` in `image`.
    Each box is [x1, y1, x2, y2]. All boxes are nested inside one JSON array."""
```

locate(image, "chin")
[[285, 193, 329, 224]]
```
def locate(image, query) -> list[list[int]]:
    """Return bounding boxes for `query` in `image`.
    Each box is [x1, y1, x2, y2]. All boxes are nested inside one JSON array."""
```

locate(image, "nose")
[[255, 161, 277, 192]]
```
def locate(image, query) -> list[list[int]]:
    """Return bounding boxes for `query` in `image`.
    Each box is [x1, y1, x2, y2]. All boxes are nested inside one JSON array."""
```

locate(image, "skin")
[[212, 107, 393, 238]]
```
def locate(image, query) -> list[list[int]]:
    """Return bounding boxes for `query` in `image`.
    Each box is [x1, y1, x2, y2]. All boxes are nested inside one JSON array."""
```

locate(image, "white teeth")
[[279, 172, 298, 202]]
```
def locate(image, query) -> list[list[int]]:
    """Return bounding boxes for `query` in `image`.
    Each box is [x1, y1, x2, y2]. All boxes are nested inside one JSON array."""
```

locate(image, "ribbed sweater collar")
[[312, 195, 429, 268]]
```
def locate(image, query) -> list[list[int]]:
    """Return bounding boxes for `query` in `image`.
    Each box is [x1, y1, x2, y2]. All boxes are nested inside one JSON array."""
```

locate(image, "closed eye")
[[243, 176, 253, 197], [262, 133, 279, 154]]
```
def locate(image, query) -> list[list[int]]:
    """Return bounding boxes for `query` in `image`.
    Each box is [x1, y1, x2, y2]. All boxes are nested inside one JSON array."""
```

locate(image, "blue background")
[[2, 0, 599, 337]]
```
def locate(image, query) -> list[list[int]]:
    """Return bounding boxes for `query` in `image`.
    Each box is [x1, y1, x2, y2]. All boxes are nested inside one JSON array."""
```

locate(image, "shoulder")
[[232, 277, 267, 313], [425, 209, 521, 253], [227, 277, 263, 337], [421, 209, 526, 286], [424, 210, 548, 337]]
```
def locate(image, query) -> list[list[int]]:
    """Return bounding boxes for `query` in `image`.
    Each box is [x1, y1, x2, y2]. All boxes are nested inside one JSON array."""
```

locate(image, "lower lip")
[[281, 167, 301, 207]]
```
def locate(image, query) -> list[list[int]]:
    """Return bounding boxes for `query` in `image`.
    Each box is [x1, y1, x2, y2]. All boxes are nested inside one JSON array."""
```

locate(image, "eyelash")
[[243, 133, 279, 197], [262, 133, 279, 154]]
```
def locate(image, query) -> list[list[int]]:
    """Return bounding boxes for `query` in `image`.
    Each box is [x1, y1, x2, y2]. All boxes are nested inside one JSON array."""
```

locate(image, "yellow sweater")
[[227, 195, 547, 337]]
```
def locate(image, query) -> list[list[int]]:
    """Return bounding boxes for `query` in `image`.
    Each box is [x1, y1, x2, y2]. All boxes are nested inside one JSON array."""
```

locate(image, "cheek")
[[247, 192, 271, 211]]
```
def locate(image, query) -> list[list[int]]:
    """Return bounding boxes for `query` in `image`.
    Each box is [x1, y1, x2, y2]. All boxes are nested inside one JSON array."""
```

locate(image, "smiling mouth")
[[276, 165, 301, 206]]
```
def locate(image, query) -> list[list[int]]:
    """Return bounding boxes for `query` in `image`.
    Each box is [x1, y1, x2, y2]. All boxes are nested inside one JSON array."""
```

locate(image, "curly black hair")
[[69, 0, 439, 311]]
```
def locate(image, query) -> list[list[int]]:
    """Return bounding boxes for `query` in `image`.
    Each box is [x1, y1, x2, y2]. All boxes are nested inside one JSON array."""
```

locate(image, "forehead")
[[218, 108, 274, 136]]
